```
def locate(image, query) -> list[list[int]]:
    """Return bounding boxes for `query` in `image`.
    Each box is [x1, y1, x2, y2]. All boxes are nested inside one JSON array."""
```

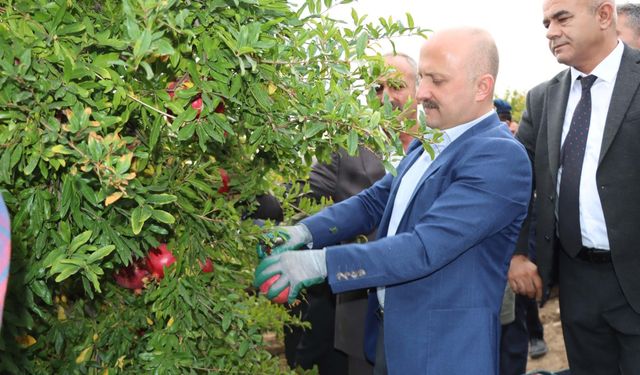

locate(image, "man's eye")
[[374, 84, 384, 94]]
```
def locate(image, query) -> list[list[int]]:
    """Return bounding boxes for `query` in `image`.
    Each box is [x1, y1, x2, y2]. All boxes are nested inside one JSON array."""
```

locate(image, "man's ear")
[[475, 73, 495, 102], [597, 2, 615, 29]]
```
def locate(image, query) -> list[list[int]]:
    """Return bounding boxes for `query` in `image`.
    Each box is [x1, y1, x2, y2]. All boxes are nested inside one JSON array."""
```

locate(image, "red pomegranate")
[[114, 261, 149, 292], [199, 258, 214, 273], [146, 243, 176, 279], [218, 168, 230, 194]]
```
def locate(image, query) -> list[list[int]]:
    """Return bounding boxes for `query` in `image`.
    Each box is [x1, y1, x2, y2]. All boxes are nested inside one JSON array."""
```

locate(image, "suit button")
[[600, 185, 606, 190], [544, 235, 551, 241], [548, 195, 554, 201]]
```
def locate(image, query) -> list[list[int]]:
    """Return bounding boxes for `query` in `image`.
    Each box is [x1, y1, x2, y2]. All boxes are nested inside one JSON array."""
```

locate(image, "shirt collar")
[[570, 40, 624, 86], [439, 109, 494, 149]]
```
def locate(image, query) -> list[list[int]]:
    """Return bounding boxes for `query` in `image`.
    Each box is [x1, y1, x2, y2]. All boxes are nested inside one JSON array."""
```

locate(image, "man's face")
[[543, 0, 605, 71], [617, 13, 640, 48], [415, 38, 478, 130], [375, 56, 417, 114]]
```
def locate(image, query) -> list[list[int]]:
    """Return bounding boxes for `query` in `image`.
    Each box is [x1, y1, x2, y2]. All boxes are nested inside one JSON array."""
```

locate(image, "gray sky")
[[327, 0, 564, 96]]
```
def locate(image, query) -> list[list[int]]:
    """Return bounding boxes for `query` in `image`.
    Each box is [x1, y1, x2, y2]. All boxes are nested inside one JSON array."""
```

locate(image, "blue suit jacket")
[[301, 114, 532, 374]]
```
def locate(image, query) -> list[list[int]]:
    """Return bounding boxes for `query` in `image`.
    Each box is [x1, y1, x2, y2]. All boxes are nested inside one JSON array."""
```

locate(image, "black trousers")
[[285, 282, 348, 375], [525, 296, 544, 340], [500, 294, 529, 375], [373, 316, 387, 375], [558, 249, 640, 375]]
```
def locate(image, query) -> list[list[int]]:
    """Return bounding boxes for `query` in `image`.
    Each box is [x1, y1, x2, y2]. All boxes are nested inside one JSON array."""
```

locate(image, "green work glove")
[[256, 224, 312, 259], [254, 249, 327, 305]]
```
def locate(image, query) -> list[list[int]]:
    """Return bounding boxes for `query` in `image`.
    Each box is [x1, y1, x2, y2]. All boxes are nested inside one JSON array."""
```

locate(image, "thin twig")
[[127, 94, 176, 119]]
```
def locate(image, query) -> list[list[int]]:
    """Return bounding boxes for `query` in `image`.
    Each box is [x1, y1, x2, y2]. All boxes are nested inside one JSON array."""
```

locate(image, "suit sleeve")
[[307, 151, 340, 202], [301, 172, 392, 248], [324, 139, 532, 292], [514, 89, 539, 256]]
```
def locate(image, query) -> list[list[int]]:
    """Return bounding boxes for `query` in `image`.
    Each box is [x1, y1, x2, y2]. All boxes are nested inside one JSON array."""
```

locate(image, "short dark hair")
[[618, 3, 640, 37]]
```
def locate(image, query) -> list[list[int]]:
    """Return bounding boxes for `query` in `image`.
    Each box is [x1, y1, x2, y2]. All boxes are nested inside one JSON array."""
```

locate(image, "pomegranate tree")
[[0, 0, 425, 372]]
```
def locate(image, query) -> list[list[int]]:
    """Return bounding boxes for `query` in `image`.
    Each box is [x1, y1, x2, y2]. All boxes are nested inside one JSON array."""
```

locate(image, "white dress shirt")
[[557, 41, 624, 251], [377, 110, 494, 308]]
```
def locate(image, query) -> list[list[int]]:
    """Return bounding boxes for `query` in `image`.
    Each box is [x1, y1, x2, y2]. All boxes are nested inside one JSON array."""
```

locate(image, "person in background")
[[255, 27, 532, 374], [282, 53, 417, 375], [0, 194, 11, 329], [617, 3, 640, 48], [510, 0, 640, 373], [493, 98, 549, 373], [522, 204, 549, 361], [494, 98, 520, 135]]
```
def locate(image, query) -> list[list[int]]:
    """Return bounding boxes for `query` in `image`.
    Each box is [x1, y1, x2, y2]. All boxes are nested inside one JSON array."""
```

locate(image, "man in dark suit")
[[509, 0, 640, 374], [255, 27, 532, 374]]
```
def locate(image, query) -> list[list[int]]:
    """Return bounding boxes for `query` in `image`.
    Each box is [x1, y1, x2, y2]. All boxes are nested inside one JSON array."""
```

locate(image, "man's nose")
[[546, 23, 560, 41], [416, 80, 431, 102], [378, 90, 391, 105]]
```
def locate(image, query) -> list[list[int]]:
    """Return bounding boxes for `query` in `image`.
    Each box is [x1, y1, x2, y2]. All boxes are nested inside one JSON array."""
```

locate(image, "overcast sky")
[[326, 0, 565, 96]]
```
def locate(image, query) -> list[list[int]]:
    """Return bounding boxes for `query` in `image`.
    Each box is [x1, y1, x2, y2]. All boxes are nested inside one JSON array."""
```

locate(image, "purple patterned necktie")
[[558, 74, 597, 256]]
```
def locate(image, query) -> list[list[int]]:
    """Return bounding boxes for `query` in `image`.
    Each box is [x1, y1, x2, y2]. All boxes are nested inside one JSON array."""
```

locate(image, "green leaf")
[[304, 122, 325, 138], [70, 230, 93, 253], [249, 84, 273, 109], [41, 248, 66, 269], [355, 33, 368, 57], [24, 153, 40, 175], [133, 28, 152, 60], [60, 258, 87, 267], [177, 121, 197, 141], [131, 206, 152, 235], [146, 194, 177, 205], [54, 264, 81, 283], [406, 12, 414, 29], [222, 313, 231, 331], [238, 340, 250, 357], [148, 115, 163, 151], [347, 129, 358, 156], [115, 153, 133, 175], [30, 280, 53, 305], [370, 111, 381, 128], [139, 60, 154, 80], [87, 245, 116, 263], [85, 270, 101, 293], [151, 209, 175, 224], [153, 38, 175, 55], [383, 159, 398, 176]]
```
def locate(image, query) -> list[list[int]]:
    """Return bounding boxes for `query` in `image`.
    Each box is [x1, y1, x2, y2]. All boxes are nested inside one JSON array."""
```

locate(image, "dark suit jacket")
[[308, 147, 385, 360], [302, 115, 532, 374], [516, 45, 640, 311]]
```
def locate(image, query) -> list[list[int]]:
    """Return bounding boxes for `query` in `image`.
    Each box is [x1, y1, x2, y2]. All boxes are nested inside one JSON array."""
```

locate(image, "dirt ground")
[[526, 295, 569, 373]]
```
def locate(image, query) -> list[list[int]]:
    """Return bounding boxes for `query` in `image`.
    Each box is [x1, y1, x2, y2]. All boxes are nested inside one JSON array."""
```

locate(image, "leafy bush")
[[0, 0, 424, 373]]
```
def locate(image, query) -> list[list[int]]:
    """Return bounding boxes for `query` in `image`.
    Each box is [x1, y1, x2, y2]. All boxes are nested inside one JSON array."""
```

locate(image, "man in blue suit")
[[255, 27, 532, 374]]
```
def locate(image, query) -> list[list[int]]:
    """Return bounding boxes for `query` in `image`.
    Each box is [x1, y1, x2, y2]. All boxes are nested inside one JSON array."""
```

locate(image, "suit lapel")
[[546, 70, 571, 184], [409, 116, 496, 199], [376, 144, 423, 237], [600, 47, 640, 164], [389, 116, 499, 232]]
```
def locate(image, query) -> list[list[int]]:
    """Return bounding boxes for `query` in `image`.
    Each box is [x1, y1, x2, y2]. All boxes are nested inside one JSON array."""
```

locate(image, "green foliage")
[[0, 0, 426, 373]]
